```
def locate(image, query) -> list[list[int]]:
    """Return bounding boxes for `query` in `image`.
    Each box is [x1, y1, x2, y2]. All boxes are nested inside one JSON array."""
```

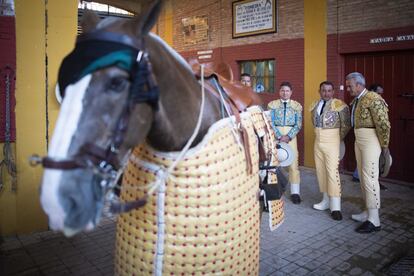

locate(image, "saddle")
[[189, 59, 262, 112]]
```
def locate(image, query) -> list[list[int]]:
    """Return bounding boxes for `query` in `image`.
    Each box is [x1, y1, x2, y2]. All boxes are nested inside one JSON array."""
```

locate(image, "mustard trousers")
[[277, 126, 300, 184], [354, 128, 381, 209], [314, 128, 341, 197]]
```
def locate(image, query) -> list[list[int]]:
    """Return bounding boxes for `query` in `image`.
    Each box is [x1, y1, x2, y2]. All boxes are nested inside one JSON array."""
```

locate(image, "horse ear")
[[135, 0, 163, 35], [80, 10, 100, 33]]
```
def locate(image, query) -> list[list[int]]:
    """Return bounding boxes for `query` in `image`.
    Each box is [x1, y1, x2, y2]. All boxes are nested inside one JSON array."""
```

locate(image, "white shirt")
[[317, 99, 326, 115]]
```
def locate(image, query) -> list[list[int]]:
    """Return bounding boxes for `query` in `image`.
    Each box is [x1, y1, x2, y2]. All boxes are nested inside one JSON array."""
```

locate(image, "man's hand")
[[279, 135, 291, 143], [381, 147, 389, 156]]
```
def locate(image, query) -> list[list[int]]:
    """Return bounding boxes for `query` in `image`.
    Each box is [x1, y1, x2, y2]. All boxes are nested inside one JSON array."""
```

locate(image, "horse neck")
[[145, 35, 221, 152]]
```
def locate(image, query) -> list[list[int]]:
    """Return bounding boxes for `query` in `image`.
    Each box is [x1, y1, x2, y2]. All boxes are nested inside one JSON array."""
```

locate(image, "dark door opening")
[[344, 50, 414, 183]]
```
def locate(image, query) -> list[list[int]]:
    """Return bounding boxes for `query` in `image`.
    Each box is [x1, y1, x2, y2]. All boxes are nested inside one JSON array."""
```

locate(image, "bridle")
[[30, 30, 160, 213]]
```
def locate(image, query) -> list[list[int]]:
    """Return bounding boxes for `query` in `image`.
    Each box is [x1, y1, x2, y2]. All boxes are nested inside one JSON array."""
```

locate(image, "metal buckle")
[[28, 155, 42, 167], [136, 50, 144, 63]]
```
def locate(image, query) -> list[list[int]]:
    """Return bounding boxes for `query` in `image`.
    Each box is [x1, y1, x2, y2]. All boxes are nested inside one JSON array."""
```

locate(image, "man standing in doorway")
[[268, 82, 303, 204], [310, 81, 351, 220], [353, 83, 388, 190], [346, 72, 391, 233]]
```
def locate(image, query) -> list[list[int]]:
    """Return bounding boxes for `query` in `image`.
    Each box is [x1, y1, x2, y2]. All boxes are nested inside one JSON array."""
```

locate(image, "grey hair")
[[346, 72, 366, 86]]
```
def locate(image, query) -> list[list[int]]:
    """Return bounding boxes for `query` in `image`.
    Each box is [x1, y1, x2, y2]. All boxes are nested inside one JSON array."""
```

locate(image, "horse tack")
[[193, 71, 254, 174], [115, 111, 262, 275], [29, 31, 161, 210], [114, 107, 286, 274], [189, 59, 262, 112], [248, 107, 286, 231], [261, 111, 286, 231]]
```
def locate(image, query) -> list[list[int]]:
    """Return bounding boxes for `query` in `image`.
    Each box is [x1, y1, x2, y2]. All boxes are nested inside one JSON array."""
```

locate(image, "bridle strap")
[[202, 78, 253, 174], [110, 195, 148, 214], [37, 157, 85, 170], [79, 143, 121, 170], [31, 141, 122, 171]]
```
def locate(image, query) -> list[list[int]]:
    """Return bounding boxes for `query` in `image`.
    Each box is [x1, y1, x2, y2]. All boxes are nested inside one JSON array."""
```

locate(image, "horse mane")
[[148, 33, 193, 73]]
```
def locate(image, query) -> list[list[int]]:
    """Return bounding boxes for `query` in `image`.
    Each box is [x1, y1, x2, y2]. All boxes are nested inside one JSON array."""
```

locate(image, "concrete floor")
[[1, 167, 413, 275]]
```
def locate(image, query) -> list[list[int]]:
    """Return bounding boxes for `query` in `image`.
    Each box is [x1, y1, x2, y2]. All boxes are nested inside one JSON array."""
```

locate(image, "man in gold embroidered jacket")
[[346, 72, 391, 234], [310, 81, 351, 221]]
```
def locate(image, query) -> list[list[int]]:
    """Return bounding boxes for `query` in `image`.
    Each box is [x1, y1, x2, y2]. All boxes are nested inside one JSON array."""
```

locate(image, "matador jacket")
[[267, 99, 303, 139], [310, 98, 351, 140], [350, 91, 391, 148]]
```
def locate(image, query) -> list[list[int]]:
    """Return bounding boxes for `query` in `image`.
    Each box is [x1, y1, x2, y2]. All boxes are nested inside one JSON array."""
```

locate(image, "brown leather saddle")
[[189, 59, 262, 112]]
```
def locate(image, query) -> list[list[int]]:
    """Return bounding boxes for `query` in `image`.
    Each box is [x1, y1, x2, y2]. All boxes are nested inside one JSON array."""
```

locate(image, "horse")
[[35, 0, 272, 274]]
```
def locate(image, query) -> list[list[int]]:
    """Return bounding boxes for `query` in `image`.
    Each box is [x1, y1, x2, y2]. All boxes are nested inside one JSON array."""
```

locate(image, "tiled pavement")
[[260, 168, 414, 276], [1, 167, 413, 275]]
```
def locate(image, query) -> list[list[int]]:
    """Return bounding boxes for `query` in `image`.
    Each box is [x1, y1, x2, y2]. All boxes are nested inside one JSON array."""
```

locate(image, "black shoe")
[[379, 183, 388, 190], [355, 221, 381, 233], [352, 177, 360, 182], [331, 211, 343, 221], [290, 194, 301, 204]]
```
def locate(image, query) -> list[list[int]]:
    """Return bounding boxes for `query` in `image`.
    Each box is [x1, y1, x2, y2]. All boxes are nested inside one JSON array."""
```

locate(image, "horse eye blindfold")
[[58, 40, 137, 97], [57, 34, 159, 110]]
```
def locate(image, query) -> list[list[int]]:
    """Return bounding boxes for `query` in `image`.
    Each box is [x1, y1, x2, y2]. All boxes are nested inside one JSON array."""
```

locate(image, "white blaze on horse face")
[[40, 75, 92, 231]]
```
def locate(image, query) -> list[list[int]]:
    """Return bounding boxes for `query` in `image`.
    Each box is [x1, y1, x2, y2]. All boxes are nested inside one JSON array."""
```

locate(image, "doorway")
[[344, 50, 414, 183]]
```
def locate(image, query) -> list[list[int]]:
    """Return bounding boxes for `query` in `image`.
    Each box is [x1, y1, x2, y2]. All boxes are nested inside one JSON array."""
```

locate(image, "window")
[[78, 1, 132, 15], [77, 1, 133, 34], [239, 59, 275, 93]]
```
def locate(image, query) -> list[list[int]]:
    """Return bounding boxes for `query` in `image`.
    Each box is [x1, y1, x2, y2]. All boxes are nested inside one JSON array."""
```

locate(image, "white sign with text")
[[233, 0, 276, 38]]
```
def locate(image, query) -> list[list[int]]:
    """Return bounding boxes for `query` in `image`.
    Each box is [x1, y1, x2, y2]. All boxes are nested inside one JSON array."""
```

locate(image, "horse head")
[[37, 0, 178, 236]]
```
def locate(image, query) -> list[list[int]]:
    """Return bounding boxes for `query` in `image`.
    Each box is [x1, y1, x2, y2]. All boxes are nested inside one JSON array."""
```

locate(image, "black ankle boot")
[[290, 194, 301, 204], [331, 211, 342, 221]]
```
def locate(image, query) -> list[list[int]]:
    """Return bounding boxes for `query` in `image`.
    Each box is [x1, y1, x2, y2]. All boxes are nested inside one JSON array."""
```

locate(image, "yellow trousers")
[[277, 126, 300, 184], [314, 128, 341, 197], [354, 128, 381, 209]]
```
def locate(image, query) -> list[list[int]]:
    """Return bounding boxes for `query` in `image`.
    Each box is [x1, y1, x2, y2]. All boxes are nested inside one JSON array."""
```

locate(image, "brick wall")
[[327, 0, 414, 35], [326, 0, 414, 99], [180, 38, 304, 103], [173, 0, 221, 52], [170, 0, 413, 52], [180, 38, 305, 165], [172, 0, 304, 52]]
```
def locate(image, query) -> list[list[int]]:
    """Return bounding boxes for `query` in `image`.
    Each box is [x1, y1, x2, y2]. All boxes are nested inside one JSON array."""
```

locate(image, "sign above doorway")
[[370, 34, 414, 44]]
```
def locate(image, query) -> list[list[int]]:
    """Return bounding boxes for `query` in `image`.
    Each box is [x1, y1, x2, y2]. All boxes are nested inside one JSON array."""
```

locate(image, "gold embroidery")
[[310, 99, 351, 140], [354, 92, 390, 147], [290, 100, 303, 112]]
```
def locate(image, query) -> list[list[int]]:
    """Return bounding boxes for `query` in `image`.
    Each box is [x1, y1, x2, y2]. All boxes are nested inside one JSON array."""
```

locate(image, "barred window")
[[78, 1, 132, 15], [77, 1, 133, 34], [239, 60, 275, 93]]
